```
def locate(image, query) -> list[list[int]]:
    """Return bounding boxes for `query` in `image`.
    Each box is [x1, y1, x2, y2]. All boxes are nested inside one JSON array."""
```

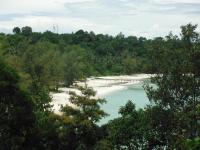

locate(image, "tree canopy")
[[0, 24, 199, 149]]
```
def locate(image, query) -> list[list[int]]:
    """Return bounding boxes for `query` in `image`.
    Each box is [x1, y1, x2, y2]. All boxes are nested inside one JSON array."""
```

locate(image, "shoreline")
[[51, 74, 152, 114]]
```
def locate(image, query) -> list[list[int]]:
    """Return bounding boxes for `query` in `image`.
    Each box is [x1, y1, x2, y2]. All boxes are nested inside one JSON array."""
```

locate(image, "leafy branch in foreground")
[[144, 23, 200, 149], [61, 85, 108, 149]]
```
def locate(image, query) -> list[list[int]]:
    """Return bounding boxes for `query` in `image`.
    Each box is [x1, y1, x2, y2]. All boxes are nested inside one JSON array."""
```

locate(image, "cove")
[[99, 82, 150, 125]]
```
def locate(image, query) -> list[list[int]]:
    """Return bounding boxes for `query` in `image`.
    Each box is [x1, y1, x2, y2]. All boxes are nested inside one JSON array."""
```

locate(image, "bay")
[[99, 82, 149, 125]]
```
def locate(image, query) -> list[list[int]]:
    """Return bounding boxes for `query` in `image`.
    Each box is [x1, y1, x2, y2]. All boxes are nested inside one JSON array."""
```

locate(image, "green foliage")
[[1, 26, 151, 89], [61, 85, 108, 149], [104, 24, 200, 150], [107, 101, 152, 149], [21, 26, 32, 36], [22, 41, 63, 85], [186, 138, 200, 150], [62, 46, 94, 86], [144, 23, 200, 149], [0, 24, 199, 149], [13, 27, 21, 34], [0, 60, 37, 150], [93, 140, 112, 150]]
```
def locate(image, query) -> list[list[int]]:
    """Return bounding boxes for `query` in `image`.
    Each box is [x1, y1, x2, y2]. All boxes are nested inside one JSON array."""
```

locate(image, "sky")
[[0, 0, 200, 38]]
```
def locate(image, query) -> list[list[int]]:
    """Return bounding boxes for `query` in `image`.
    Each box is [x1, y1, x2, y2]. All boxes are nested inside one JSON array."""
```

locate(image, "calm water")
[[99, 83, 149, 125]]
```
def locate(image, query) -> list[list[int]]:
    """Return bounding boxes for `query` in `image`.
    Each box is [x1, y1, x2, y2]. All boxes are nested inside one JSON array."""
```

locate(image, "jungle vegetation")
[[0, 23, 199, 149]]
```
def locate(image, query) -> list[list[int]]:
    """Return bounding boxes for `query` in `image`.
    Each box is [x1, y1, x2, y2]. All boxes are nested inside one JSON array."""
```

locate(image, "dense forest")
[[0, 25, 152, 88], [0, 23, 200, 149]]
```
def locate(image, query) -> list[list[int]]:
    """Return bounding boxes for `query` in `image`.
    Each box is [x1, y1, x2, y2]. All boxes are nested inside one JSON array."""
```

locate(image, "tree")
[[0, 60, 37, 150], [21, 26, 32, 36], [13, 27, 21, 34], [22, 41, 62, 87], [63, 46, 94, 86], [61, 85, 107, 149], [145, 23, 200, 149], [106, 101, 154, 149]]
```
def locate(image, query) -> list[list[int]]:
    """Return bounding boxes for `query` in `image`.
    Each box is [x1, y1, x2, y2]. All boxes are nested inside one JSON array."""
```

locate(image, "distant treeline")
[[1, 26, 168, 88]]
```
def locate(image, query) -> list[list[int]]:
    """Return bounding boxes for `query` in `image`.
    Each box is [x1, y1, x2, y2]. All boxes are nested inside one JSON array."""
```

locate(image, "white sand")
[[51, 74, 152, 113]]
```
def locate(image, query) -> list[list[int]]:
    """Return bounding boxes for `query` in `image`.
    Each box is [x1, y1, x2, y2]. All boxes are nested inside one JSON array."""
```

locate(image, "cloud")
[[0, 15, 114, 34], [0, 0, 63, 14], [119, 0, 200, 15], [0, 0, 200, 38], [153, 0, 200, 4], [59, 0, 96, 3], [0, 0, 96, 14]]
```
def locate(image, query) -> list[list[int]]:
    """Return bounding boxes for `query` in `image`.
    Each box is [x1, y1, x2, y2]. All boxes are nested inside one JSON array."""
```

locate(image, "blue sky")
[[0, 0, 200, 38]]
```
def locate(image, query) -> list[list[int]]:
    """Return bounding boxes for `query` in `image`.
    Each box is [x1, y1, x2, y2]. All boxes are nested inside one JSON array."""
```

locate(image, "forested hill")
[[0, 26, 189, 87], [0, 24, 200, 149], [0, 26, 153, 87]]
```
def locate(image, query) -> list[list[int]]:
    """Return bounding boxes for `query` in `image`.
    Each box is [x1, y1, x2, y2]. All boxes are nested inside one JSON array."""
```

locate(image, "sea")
[[99, 81, 150, 125]]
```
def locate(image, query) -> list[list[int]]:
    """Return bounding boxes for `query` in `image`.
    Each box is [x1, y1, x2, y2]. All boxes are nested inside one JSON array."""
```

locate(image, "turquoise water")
[[99, 83, 149, 125]]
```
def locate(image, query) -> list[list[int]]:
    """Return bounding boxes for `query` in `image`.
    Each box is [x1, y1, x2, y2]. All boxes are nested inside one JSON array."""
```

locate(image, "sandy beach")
[[51, 74, 152, 114]]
